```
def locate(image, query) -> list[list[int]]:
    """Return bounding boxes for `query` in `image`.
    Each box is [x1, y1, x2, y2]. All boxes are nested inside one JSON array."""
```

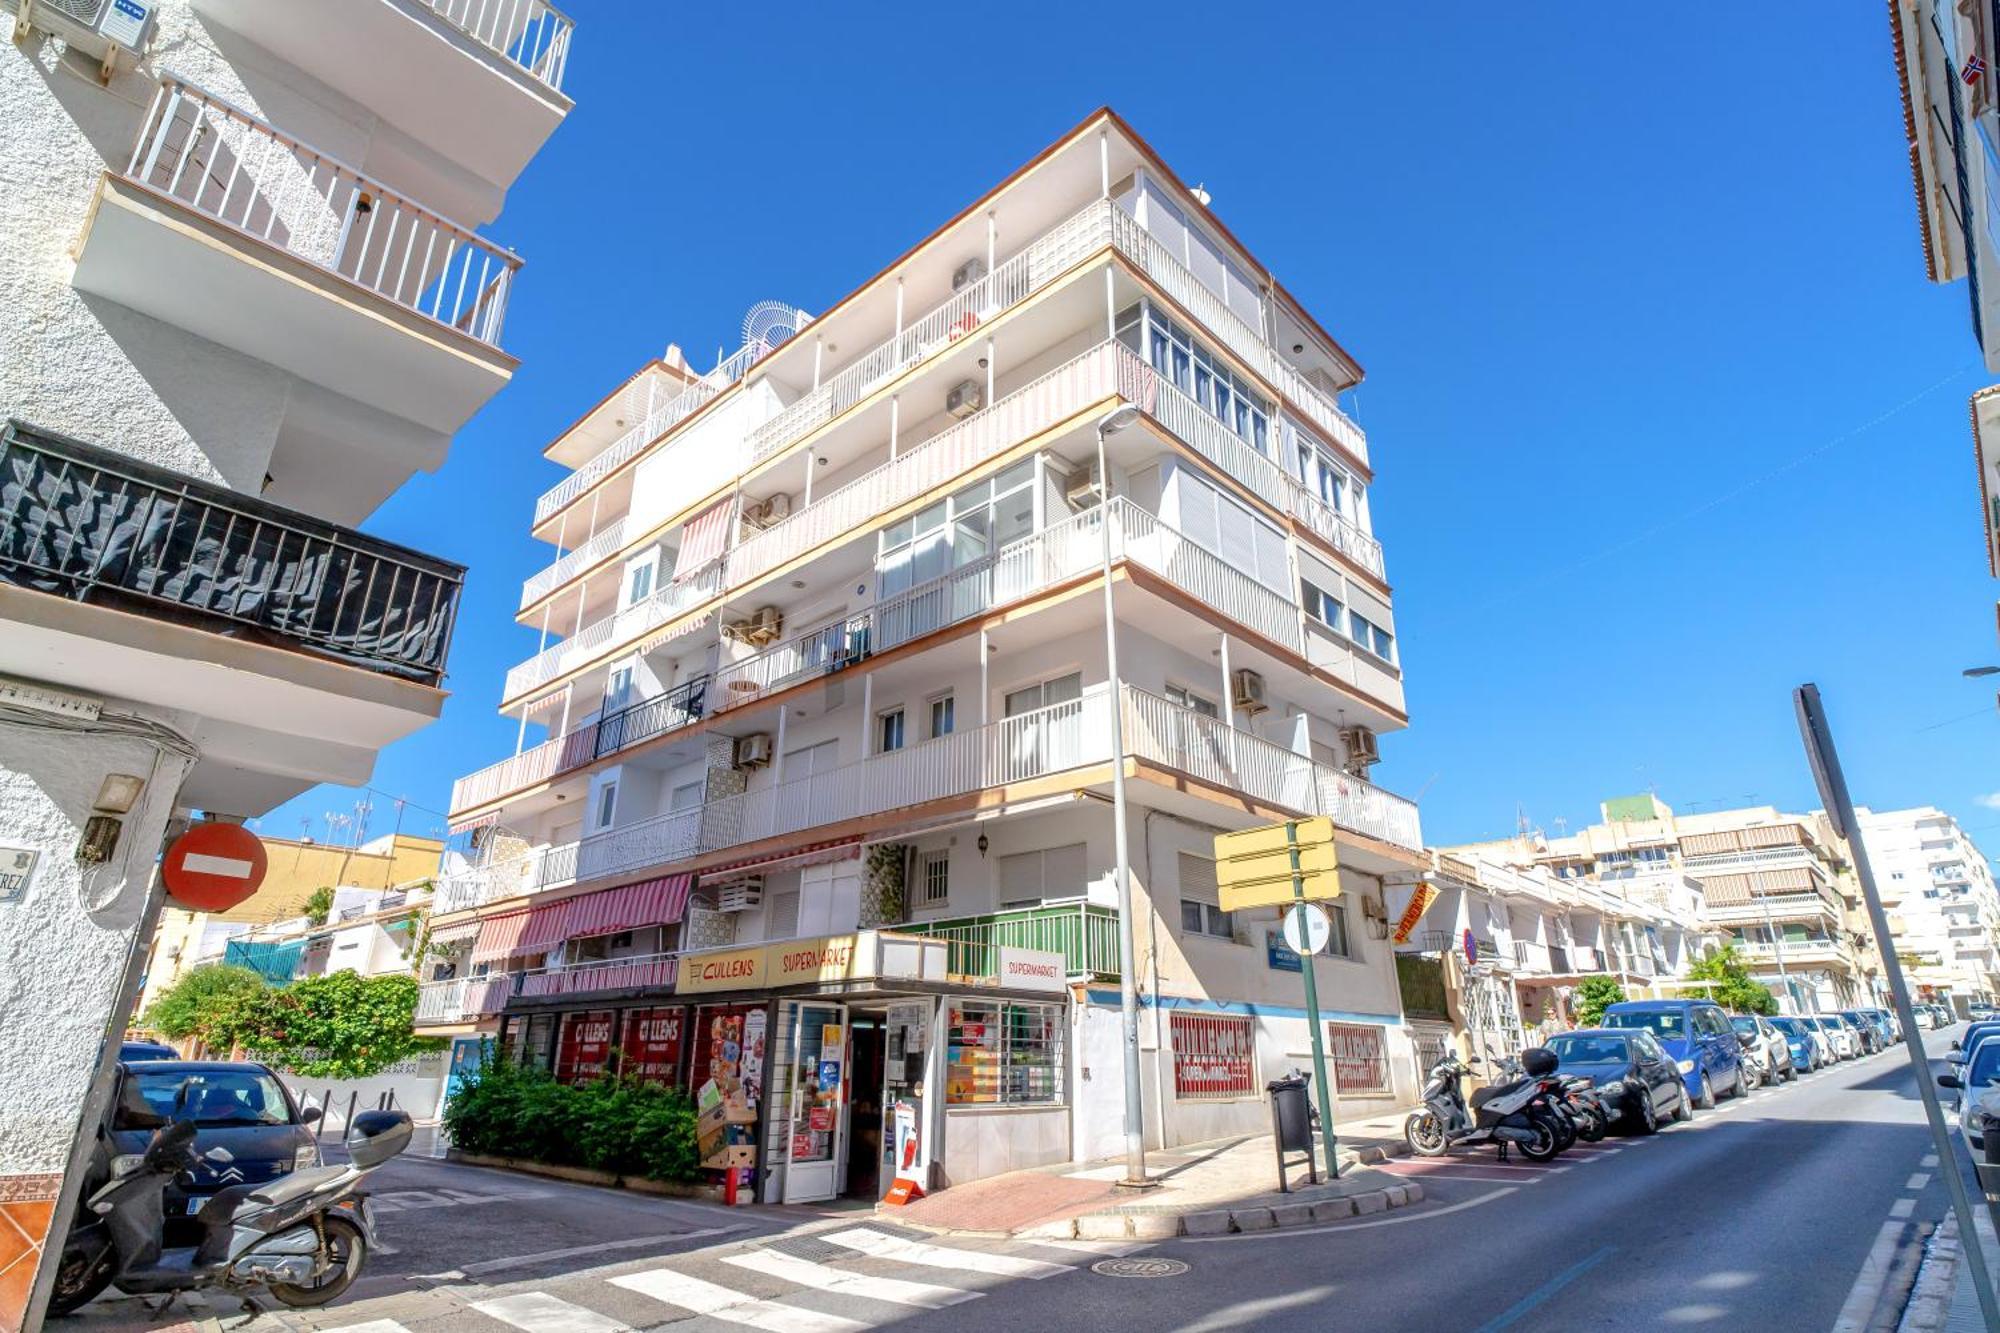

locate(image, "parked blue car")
[[1602, 999, 1748, 1107], [1766, 1016, 1822, 1072]]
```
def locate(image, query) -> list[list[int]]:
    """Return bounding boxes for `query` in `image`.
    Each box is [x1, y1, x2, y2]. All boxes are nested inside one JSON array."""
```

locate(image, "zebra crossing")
[[304, 1223, 1138, 1333]]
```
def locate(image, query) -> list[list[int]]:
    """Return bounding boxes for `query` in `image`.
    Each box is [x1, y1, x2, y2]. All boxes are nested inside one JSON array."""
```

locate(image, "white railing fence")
[[522, 515, 628, 608], [425, 0, 574, 91], [129, 77, 519, 347], [504, 562, 721, 700], [1110, 498, 1303, 654]]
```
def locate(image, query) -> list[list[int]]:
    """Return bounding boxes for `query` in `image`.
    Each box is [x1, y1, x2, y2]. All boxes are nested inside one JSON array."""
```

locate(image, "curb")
[[1899, 1212, 1961, 1333]]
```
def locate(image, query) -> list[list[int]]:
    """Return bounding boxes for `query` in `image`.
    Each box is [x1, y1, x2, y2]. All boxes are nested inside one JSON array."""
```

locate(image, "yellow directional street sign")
[[1213, 817, 1340, 912]]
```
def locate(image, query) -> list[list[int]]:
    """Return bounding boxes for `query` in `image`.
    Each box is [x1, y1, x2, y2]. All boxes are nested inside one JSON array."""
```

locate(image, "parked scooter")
[[1404, 1049, 1568, 1162], [48, 1109, 411, 1317], [1553, 1074, 1610, 1142]]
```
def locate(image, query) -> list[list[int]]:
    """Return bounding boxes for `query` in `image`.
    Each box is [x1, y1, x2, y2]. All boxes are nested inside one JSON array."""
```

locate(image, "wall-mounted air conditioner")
[[951, 258, 987, 292], [734, 733, 773, 769], [945, 379, 984, 419], [1231, 668, 1267, 714], [740, 493, 791, 529], [1341, 725, 1380, 773], [18, 0, 154, 75], [723, 606, 783, 646], [1063, 463, 1101, 509], [714, 878, 763, 912]]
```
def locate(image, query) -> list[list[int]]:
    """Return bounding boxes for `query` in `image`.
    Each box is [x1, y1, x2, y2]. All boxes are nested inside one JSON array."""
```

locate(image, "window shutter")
[[999, 851, 1042, 904], [1045, 843, 1088, 896], [1179, 852, 1219, 906]]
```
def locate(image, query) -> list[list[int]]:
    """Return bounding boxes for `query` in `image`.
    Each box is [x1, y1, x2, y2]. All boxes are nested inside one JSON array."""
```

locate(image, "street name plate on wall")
[[0, 846, 40, 904]]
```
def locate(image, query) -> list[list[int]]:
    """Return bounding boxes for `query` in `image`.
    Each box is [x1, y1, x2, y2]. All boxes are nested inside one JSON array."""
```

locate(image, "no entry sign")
[[161, 822, 267, 911]]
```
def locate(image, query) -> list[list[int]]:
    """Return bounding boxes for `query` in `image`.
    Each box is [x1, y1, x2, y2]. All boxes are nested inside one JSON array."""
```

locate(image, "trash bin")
[[1267, 1074, 1313, 1154]]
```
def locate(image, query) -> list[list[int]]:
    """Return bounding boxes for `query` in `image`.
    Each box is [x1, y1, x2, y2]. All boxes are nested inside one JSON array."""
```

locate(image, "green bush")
[[442, 1058, 702, 1184], [1575, 975, 1627, 1027]]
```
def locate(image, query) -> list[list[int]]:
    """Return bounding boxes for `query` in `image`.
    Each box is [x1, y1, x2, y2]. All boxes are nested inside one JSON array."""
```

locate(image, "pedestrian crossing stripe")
[[721, 1248, 980, 1308], [610, 1266, 870, 1333], [819, 1227, 1073, 1278], [472, 1291, 630, 1333]]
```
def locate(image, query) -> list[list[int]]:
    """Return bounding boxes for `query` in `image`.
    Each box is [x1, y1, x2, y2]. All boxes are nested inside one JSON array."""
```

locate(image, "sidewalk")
[[891, 1110, 1420, 1241], [1901, 1199, 2000, 1332]]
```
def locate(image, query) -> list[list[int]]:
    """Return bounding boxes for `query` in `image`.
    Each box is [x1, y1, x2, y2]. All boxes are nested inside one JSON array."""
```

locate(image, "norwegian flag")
[[1965, 52, 1987, 85]]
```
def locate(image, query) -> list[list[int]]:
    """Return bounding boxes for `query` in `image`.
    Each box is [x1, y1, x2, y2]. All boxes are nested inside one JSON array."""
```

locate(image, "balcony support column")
[[860, 672, 873, 756], [773, 704, 788, 786], [978, 628, 990, 726], [986, 211, 997, 280], [813, 336, 823, 391], [985, 335, 995, 406], [1217, 631, 1238, 772], [803, 448, 815, 506]]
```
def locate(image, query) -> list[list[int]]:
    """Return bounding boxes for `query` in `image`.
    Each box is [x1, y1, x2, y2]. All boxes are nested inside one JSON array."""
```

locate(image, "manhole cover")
[[1091, 1258, 1189, 1279]]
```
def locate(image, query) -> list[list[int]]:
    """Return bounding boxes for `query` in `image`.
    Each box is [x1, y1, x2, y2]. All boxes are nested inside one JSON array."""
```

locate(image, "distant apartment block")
[[1854, 805, 2000, 1006]]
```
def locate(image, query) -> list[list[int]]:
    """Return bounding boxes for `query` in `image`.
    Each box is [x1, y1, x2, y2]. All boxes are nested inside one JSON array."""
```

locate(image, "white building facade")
[[424, 110, 1427, 1206], [0, 2, 571, 1324], [1856, 805, 2000, 1007]]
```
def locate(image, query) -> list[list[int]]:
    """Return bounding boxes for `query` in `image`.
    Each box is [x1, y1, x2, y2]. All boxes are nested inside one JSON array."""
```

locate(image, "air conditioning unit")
[[951, 258, 987, 291], [744, 606, 783, 645], [714, 877, 763, 913], [1063, 463, 1101, 508], [16, 0, 154, 72], [1231, 668, 1267, 714], [1341, 726, 1380, 773], [733, 733, 774, 769], [740, 493, 791, 529], [945, 379, 984, 419]]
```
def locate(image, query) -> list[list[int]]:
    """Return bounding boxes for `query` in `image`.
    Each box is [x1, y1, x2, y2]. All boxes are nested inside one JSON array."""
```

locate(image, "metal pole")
[[1289, 821, 1340, 1179], [1796, 683, 2000, 1333], [1099, 419, 1150, 1190], [1756, 883, 1795, 1010]]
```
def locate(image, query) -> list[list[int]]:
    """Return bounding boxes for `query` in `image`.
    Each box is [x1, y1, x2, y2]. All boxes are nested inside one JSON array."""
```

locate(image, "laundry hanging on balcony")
[[469, 910, 530, 962], [519, 873, 695, 951], [670, 498, 734, 582]]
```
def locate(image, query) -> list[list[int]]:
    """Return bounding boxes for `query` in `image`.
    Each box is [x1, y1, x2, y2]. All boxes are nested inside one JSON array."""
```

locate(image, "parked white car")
[[1810, 1015, 1860, 1060], [1941, 1037, 2000, 1152]]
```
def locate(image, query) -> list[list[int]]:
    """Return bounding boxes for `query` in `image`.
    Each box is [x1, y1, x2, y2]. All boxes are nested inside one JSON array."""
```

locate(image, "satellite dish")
[[742, 300, 804, 352]]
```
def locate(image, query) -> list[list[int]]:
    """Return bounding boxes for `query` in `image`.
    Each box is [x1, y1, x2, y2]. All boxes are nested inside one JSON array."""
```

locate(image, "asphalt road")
[[57, 1028, 1967, 1332]]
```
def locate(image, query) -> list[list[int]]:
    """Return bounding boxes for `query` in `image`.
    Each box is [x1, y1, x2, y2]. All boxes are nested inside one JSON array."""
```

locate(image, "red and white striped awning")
[[519, 873, 696, 950], [448, 810, 501, 836], [469, 910, 530, 962], [670, 498, 733, 582], [700, 837, 861, 884]]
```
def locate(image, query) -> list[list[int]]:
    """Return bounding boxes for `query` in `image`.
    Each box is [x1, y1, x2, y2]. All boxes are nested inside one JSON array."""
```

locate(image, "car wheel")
[[1697, 1072, 1716, 1110], [1672, 1086, 1694, 1122], [1636, 1089, 1659, 1135]]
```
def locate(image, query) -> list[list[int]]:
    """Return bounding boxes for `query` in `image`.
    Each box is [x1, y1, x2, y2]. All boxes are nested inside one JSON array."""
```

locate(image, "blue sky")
[[259, 4, 2000, 856]]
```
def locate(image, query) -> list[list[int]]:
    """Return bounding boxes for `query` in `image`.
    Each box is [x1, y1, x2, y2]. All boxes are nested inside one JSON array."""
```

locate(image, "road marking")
[[611, 1269, 867, 1333], [1891, 1198, 1916, 1219], [721, 1249, 978, 1308], [1922, 1154, 1940, 1168], [1470, 1245, 1616, 1331], [1906, 1172, 1933, 1191], [1181, 1185, 1518, 1241], [820, 1228, 1071, 1279], [1831, 1219, 1907, 1333], [1375, 1158, 1560, 1174], [325, 1322, 412, 1333], [459, 1226, 748, 1276], [471, 1292, 630, 1333]]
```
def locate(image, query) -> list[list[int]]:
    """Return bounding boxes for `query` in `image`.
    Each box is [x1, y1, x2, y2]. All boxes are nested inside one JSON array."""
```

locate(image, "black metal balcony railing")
[[594, 673, 708, 758], [0, 420, 462, 684]]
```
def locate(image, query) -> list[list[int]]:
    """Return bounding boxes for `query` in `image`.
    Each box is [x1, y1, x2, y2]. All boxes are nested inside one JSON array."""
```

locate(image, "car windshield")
[[120, 1069, 291, 1128], [1730, 1018, 1760, 1037], [1546, 1034, 1628, 1064], [1769, 1018, 1806, 1037], [1969, 1045, 2000, 1089], [1604, 1010, 1683, 1039]]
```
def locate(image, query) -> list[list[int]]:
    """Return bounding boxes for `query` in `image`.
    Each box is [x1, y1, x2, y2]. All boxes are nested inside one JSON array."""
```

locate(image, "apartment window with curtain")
[[1144, 307, 1271, 456], [876, 459, 1035, 597]]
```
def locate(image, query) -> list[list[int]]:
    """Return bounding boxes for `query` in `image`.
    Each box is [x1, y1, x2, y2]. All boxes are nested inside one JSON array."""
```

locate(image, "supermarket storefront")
[[498, 929, 1071, 1205]]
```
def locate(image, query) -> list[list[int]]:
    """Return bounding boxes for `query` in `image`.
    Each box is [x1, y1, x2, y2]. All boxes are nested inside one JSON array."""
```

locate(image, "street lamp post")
[[1096, 403, 1153, 1191]]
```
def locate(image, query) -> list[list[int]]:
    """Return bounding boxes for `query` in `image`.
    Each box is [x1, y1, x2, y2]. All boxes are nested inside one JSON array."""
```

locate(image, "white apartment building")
[[1402, 854, 1714, 1065], [1855, 805, 2000, 1006], [424, 109, 1426, 1207], [0, 2, 571, 1324], [1454, 795, 1883, 1012]]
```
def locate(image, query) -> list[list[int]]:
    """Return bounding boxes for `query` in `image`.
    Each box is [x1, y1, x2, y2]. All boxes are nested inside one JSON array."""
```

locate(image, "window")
[[878, 708, 906, 753], [945, 1000, 1064, 1105], [1178, 851, 1232, 939], [929, 694, 955, 738], [766, 887, 800, 938], [1301, 579, 1344, 633], [623, 555, 657, 608], [1170, 1012, 1256, 1099], [605, 664, 635, 715], [593, 781, 619, 831], [1165, 684, 1219, 718], [1348, 611, 1394, 663], [1324, 901, 1353, 959], [877, 459, 1035, 598], [921, 851, 950, 906], [1170, 464, 1289, 593], [122, 1068, 291, 1127], [1326, 1022, 1390, 1095], [998, 843, 1088, 907], [1144, 307, 1271, 455]]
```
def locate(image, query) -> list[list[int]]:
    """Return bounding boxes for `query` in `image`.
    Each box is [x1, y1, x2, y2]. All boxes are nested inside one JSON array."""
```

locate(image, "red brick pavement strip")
[[893, 1172, 1120, 1234]]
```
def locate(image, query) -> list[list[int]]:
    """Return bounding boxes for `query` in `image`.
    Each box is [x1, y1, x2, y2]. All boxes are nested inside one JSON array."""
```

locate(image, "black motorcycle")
[[1404, 1049, 1567, 1162], [49, 1109, 410, 1317]]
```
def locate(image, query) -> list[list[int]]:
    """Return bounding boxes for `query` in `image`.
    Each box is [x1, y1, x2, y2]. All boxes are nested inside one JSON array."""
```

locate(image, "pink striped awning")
[[518, 874, 696, 951], [670, 499, 733, 582], [469, 911, 530, 963], [700, 837, 860, 882]]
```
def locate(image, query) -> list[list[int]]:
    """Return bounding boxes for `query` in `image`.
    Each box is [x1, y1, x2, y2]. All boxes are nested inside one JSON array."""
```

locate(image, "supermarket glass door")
[[781, 1002, 849, 1204]]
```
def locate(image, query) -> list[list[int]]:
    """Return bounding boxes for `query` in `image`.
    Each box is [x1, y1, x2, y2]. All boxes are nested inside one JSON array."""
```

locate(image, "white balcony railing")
[[1105, 206, 1368, 468], [129, 77, 520, 348], [504, 563, 722, 701], [1681, 845, 1822, 871], [1120, 686, 1423, 851], [433, 840, 578, 914], [425, 0, 575, 92], [1113, 499, 1304, 655], [415, 978, 468, 1025], [517, 951, 679, 997], [745, 199, 1117, 467], [522, 515, 628, 609], [534, 336, 780, 525]]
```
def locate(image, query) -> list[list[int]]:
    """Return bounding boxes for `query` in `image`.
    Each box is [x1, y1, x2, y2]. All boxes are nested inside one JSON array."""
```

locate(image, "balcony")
[[503, 564, 721, 701], [188, 0, 573, 226], [74, 77, 520, 441], [1737, 938, 1847, 966], [908, 900, 1122, 981]]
